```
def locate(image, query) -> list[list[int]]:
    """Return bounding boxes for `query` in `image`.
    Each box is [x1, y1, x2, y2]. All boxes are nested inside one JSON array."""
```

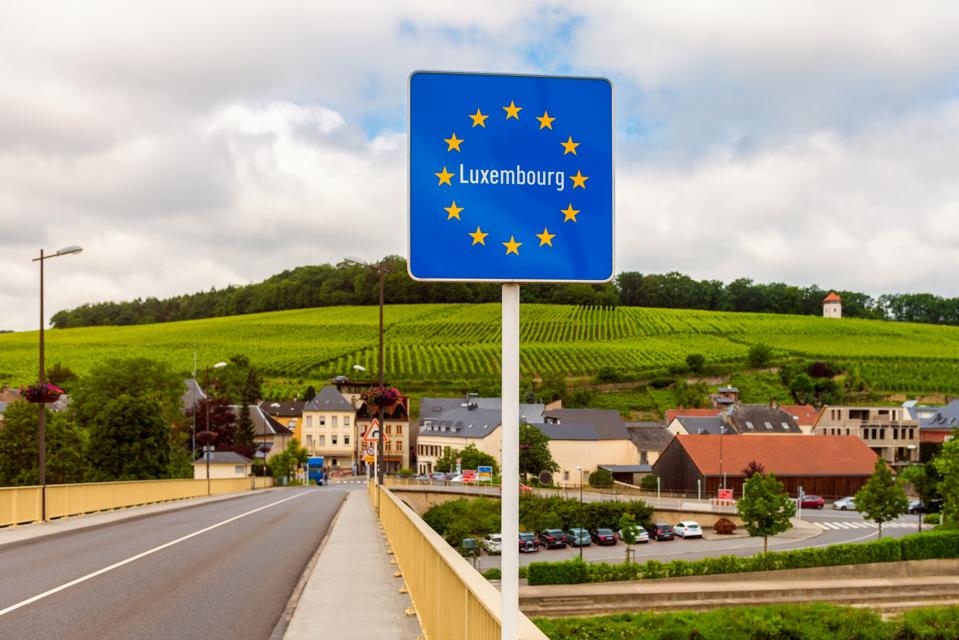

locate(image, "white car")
[[673, 521, 703, 539], [618, 525, 649, 544], [833, 496, 856, 511], [448, 474, 464, 484], [482, 533, 502, 554]]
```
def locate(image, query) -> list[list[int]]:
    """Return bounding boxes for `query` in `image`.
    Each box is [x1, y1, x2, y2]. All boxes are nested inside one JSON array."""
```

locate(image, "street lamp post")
[[576, 466, 585, 560], [33, 245, 82, 522], [345, 258, 389, 485]]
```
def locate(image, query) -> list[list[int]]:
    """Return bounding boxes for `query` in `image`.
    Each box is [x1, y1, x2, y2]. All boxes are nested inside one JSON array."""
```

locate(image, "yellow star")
[[536, 110, 556, 130], [570, 170, 589, 189], [469, 226, 488, 246], [503, 235, 522, 255], [561, 203, 580, 222], [444, 132, 463, 152], [503, 100, 522, 120], [435, 166, 454, 186], [468, 108, 489, 127], [444, 201, 463, 220], [536, 228, 556, 247], [561, 136, 580, 155]]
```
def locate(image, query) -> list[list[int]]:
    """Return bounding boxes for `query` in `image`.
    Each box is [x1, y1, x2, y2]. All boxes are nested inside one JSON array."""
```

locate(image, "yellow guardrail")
[[374, 483, 548, 640], [0, 477, 274, 528]]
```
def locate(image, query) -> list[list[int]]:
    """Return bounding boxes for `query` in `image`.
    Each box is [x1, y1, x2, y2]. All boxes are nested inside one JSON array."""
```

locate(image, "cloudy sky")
[[3, 1, 959, 330]]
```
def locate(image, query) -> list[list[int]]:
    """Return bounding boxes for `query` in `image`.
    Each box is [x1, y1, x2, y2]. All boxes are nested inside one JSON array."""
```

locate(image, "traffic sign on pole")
[[409, 71, 614, 283], [362, 419, 389, 443]]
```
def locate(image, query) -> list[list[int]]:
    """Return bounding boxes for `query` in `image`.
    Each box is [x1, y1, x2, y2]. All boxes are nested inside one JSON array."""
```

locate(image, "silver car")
[[833, 496, 856, 510]]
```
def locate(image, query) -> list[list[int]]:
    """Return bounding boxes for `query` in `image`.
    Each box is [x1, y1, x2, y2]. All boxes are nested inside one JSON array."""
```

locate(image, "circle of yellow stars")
[[433, 100, 589, 256]]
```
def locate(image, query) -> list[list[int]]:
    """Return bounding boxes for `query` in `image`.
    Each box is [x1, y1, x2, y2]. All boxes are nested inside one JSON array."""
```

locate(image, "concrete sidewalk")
[[0, 489, 275, 549], [284, 489, 422, 640]]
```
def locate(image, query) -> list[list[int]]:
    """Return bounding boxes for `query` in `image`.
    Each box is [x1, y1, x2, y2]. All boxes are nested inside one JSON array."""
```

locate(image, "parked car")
[[650, 522, 674, 541], [413, 474, 430, 481], [833, 496, 856, 511], [333, 375, 349, 384], [591, 528, 618, 545], [460, 537, 480, 557], [448, 474, 464, 484], [673, 521, 703, 539], [538, 529, 568, 549], [429, 472, 448, 483], [519, 483, 533, 494], [482, 533, 502, 555], [907, 499, 941, 514], [519, 532, 539, 553], [564, 528, 592, 547], [799, 495, 825, 509], [618, 525, 649, 544]]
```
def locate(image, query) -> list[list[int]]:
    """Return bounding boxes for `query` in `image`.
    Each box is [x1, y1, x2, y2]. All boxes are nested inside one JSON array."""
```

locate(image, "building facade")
[[356, 395, 411, 474], [301, 386, 356, 471], [814, 405, 919, 466]]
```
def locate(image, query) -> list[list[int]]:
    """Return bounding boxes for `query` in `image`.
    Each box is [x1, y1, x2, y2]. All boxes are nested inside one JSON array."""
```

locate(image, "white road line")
[[0, 491, 309, 618], [818, 522, 839, 530], [813, 522, 829, 530]]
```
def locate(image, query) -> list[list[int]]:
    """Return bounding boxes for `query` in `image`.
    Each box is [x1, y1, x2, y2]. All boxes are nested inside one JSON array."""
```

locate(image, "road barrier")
[[0, 477, 273, 527], [372, 482, 548, 640]]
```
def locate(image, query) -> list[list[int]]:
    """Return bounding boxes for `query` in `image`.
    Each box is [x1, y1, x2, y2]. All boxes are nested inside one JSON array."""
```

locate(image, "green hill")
[[2, 304, 958, 409]]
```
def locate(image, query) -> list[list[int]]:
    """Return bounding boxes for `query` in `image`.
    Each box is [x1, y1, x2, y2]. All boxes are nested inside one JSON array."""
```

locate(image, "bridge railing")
[[0, 477, 273, 527], [373, 483, 548, 640]]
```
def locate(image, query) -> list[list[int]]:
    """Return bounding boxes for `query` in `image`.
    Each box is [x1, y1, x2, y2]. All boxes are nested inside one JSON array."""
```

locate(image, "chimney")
[[770, 398, 778, 410]]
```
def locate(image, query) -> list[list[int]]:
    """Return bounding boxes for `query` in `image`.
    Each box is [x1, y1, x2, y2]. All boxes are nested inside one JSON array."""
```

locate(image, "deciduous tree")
[[737, 472, 796, 552], [856, 458, 909, 538], [519, 422, 559, 481]]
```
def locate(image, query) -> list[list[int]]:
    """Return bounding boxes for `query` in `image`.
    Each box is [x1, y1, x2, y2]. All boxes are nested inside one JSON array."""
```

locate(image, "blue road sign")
[[408, 72, 613, 282]]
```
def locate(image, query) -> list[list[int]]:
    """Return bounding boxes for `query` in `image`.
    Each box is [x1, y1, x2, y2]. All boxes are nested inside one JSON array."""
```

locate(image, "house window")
[[306, 415, 313, 428], [235, 465, 245, 474], [287, 420, 296, 428], [893, 428, 899, 440], [563, 470, 569, 481], [640, 451, 648, 465], [318, 435, 325, 446], [880, 429, 886, 440], [332, 435, 338, 445], [910, 428, 915, 440], [385, 424, 392, 434], [306, 435, 314, 447], [344, 434, 350, 445], [319, 417, 326, 426], [332, 416, 338, 427], [396, 425, 403, 435], [345, 416, 350, 426]]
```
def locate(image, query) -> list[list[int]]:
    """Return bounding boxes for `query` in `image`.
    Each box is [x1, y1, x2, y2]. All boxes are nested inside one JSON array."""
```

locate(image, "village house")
[[356, 392, 411, 474], [300, 386, 356, 472], [814, 405, 919, 466]]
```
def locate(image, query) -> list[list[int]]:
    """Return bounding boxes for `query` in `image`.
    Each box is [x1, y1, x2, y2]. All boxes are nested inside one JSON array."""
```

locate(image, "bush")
[[481, 567, 527, 581], [594, 366, 622, 383], [924, 513, 942, 525], [527, 558, 589, 585], [900, 530, 959, 561], [686, 353, 706, 373], [640, 474, 659, 491], [748, 343, 773, 368], [397, 468, 413, 478], [713, 517, 737, 534], [588, 468, 613, 488], [896, 606, 959, 639], [649, 376, 674, 389]]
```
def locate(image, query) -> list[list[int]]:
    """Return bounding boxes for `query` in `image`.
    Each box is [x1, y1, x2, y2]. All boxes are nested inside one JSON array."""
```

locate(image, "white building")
[[823, 291, 842, 318]]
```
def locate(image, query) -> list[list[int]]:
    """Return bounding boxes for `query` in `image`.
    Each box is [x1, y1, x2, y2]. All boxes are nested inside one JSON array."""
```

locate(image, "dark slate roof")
[[672, 416, 732, 435], [418, 396, 544, 424], [193, 451, 253, 465], [600, 464, 653, 474], [727, 405, 802, 434], [419, 407, 502, 438], [914, 400, 959, 431], [304, 386, 353, 412], [181, 379, 206, 412], [228, 405, 294, 437], [259, 399, 305, 417], [543, 408, 628, 439], [536, 423, 598, 441], [626, 423, 674, 451]]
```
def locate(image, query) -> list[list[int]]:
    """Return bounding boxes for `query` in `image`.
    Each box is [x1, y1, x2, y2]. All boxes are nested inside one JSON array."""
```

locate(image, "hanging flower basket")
[[19, 383, 65, 404], [364, 386, 400, 408]]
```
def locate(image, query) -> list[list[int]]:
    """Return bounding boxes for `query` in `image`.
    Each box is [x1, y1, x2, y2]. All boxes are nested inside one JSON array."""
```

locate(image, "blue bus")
[[307, 457, 326, 486]]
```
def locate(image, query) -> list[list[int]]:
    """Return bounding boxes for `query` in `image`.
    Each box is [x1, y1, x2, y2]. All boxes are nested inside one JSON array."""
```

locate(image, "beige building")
[[301, 386, 356, 471], [356, 395, 411, 473], [823, 291, 842, 318], [259, 399, 305, 442], [193, 452, 252, 479], [815, 405, 919, 466]]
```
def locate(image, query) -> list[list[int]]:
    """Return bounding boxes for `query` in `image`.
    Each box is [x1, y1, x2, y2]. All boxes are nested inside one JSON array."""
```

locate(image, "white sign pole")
[[501, 283, 520, 640]]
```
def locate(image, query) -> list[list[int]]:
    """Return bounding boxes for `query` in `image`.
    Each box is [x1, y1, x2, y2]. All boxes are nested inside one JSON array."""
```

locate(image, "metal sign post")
[[408, 71, 613, 640]]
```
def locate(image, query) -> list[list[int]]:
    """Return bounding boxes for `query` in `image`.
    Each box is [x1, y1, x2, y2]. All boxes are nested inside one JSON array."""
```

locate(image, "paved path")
[[0, 487, 344, 640], [285, 488, 422, 640]]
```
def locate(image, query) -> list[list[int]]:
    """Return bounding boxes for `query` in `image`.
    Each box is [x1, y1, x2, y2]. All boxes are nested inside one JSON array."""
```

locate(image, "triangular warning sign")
[[362, 418, 390, 443]]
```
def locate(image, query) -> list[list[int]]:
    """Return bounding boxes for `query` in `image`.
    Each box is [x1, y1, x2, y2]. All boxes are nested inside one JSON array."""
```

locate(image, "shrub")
[[748, 343, 773, 368], [649, 376, 673, 389], [924, 513, 942, 525], [896, 606, 959, 639], [481, 567, 527, 580], [588, 468, 614, 488], [713, 517, 737, 534], [594, 366, 621, 383], [686, 353, 706, 373], [640, 474, 659, 491], [527, 558, 589, 586], [900, 530, 959, 561]]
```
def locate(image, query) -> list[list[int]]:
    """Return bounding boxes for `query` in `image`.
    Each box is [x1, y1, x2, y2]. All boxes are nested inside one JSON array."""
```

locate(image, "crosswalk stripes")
[[329, 480, 367, 485], [812, 520, 919, 530]]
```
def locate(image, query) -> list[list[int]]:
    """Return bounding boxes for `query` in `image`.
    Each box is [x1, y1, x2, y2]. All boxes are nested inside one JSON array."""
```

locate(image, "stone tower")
[[822, 291, 842, 318]]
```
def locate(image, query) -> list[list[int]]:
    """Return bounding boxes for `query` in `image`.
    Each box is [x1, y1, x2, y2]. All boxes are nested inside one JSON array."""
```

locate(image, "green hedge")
[[524, 531, 959, 585], [480, 567, 527, 580], [535, 604, 959, 640]]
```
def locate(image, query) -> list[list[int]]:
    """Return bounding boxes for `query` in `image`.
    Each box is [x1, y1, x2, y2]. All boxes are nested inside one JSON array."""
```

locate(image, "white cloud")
[[2, 1, 959, 330]]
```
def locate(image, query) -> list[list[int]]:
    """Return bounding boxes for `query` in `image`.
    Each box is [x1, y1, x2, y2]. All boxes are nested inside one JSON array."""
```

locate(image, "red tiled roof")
[[823, 292, 842, 303], [664, 408, 722, 424], [672, 434, 878, 476], [782, 404, 821, 426]]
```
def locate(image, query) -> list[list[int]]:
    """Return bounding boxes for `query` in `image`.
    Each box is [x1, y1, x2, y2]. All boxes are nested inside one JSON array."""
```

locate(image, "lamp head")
[[56, 245, 83, 256]]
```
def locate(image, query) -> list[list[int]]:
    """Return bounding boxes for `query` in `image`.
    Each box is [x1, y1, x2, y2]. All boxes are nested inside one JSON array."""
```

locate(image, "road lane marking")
[[0, 491, 309, 618]]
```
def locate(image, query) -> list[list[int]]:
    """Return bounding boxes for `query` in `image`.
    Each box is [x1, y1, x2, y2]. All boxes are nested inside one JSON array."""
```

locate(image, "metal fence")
[[373, 482, 548, 640], [0, 477, 273, 528]]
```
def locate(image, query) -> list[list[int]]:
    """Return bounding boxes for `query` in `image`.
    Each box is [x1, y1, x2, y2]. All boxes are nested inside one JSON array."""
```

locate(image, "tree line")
[[48, 255, 959, 328]]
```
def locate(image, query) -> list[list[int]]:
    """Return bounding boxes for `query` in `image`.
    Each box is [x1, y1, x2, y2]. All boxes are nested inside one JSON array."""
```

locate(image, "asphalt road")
[[475, 508, 926, 570], [0, 487, 345, 640]]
